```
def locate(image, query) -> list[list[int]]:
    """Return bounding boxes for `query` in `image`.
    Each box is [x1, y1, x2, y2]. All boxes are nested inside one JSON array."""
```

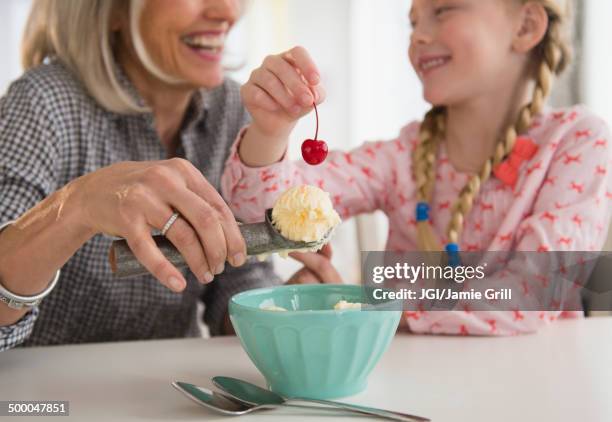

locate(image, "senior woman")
[[0, 0, 338, 351]]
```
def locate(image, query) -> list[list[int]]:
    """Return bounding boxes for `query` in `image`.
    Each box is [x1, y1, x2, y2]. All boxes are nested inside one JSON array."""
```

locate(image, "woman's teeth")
[[420, 57, 450, 72], [182, 34, 225, 52]]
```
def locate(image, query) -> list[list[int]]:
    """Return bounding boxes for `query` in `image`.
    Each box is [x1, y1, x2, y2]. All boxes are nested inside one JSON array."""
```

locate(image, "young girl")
[[221, 0, 611, 335]]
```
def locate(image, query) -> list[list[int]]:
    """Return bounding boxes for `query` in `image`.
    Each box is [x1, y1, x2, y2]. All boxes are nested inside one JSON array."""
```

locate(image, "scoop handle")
[[109, 211, 318, 278]]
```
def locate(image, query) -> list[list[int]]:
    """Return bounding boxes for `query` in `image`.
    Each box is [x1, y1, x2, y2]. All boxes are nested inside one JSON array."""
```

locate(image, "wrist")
[[249, 119, 296, 140], [239, 124, 292, 168], [63, 177, 100, 240]]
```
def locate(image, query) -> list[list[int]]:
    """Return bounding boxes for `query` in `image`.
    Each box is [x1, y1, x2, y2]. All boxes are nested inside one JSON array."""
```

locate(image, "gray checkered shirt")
[[0, 60, 280, 351]]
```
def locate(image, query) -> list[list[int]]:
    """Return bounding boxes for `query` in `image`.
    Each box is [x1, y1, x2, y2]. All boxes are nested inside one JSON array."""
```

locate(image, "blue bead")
[[445, 243, 461, 267], [445, 243, 460, 253], [416, 202, 430, 222]]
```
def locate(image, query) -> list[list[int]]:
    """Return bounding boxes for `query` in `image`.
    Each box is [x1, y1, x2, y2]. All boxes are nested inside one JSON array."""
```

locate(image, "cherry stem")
[[313, 102, 319, 141]]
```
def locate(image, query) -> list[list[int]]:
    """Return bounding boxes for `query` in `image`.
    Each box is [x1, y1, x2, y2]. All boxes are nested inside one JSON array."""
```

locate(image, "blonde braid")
[[413, 107, 446, 251], [413, 0, 571, 251]]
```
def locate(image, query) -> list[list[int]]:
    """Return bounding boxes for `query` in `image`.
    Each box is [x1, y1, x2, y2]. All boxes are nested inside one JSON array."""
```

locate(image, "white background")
[[1, 0, 611, 282]]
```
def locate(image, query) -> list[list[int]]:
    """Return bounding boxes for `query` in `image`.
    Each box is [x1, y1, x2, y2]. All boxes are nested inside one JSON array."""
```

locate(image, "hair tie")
[[445, 243, 461, 267], [416, 202, 430, 222]]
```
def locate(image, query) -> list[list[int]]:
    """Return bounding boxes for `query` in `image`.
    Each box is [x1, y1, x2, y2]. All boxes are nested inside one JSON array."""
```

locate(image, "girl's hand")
[[286, 244, 343, 284], [241, 46, 326, 141], [71, 158, 247, 292]]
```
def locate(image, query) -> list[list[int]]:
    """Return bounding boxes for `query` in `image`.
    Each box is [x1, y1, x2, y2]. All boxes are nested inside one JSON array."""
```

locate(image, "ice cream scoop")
[[109, 185, 341, 278], [271, 185, 341, 243]]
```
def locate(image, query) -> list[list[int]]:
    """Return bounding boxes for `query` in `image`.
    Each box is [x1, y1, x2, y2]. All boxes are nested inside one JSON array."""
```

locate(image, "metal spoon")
[[172, 381, 347, 416], [212, 376, 430, 422], [171, 381, 277, 416], [110, 209, 334, 278]]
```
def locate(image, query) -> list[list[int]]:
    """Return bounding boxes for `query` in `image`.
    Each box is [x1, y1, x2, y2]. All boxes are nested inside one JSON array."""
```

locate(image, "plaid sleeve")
[[0, 76, 60, 348], [0, 77, 60, 223], [202, 258, 281, 336], [0, 308, 39, 352]]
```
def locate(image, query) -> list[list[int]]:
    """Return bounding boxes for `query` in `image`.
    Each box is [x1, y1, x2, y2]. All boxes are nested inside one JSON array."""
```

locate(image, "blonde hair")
[[22, 0, 153, 114], [412, 0, 572, 251], [129, 0, 184, 86]]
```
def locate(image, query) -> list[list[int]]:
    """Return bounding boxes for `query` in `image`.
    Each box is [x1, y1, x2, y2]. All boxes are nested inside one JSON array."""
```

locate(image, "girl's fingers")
[[318, 243, 333, 259], [251, 68, 301, 115], [241, 83, 279, 112], [283, 46, 320, 85], [289, 247, 343, 284], [125, 226, 186, 292], [312, 84, 326, 105], [264, 55, 314, 106], [287, 268, 320, 285]]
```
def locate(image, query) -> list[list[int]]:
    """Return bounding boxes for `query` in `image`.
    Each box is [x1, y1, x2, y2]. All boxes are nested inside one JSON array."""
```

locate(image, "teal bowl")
[[229, 284, 401, 399]]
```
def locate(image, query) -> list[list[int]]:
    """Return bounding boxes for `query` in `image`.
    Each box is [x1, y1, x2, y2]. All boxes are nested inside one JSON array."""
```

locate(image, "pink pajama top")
[[221, 106, 612, 335]]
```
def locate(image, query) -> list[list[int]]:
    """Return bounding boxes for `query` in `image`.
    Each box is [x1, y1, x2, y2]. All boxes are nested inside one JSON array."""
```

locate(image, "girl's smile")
[[416, 54, 453, 77]]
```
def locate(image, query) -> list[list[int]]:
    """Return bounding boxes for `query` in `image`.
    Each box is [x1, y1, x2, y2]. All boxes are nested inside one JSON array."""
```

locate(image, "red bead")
[[301, 139, 328, 165]]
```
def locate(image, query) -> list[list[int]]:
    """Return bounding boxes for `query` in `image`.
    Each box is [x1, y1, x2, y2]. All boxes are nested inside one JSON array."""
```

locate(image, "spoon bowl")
[[171, 381, 277, 416]]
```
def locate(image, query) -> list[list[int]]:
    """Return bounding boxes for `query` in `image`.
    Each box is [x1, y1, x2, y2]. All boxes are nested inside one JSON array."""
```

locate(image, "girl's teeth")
[[421, 58, 448, 71]]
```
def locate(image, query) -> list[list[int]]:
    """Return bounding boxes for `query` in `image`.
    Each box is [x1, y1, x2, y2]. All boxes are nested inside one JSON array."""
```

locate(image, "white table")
[[1, 318, 611, 421]]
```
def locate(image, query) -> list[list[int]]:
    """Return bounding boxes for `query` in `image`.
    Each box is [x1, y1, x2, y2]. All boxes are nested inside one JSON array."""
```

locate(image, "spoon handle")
[[285, 398, 430, 422]]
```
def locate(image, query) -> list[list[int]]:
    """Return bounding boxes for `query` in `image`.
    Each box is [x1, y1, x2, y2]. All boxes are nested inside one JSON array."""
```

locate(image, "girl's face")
[[126, 0, 240, 88], [409, 0, 523, 106]]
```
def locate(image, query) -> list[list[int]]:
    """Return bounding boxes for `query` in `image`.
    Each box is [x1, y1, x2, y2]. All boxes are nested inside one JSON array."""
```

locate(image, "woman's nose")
[[204, 0, 240, 22]]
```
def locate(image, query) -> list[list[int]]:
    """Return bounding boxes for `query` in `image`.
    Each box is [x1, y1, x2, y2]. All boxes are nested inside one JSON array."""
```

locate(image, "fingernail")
[[310, 72, 320, 84], [301, 93, 312, 105], [168, 276, 185, 292], [233, 253, 246, 266], [204, 272, 214, 283], [215, 263, 225, 275]]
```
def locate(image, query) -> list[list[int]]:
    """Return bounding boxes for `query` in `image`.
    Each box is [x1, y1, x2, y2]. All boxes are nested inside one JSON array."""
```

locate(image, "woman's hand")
[[71, 158, 246, 292], [239, 46, 326, 167], [286, 244, 343, 284]]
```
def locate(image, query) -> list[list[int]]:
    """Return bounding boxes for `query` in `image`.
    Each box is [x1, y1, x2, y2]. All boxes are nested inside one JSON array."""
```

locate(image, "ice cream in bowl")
[[229, 284, 402, 399]]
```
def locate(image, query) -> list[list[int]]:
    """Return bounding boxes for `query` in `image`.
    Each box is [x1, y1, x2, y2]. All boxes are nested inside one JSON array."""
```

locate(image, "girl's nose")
[[410, 22, 433, 46]]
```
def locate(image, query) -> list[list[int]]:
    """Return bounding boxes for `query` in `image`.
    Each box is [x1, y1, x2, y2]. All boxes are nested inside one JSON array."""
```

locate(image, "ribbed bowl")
[[229, 284, 401, 399]]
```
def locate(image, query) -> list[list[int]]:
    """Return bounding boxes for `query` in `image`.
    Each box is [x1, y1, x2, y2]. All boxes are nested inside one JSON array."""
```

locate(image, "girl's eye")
[[434, 6, 456, 17]]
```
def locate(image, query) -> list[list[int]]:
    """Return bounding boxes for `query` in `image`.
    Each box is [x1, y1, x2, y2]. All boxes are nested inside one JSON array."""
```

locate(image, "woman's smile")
[[181, 31, 226, 62]]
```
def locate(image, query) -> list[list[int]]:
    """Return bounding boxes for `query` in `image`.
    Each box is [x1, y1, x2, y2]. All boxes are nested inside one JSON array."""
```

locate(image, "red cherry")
[[301, 101, 328, 165], [301, 139, 328, 165]]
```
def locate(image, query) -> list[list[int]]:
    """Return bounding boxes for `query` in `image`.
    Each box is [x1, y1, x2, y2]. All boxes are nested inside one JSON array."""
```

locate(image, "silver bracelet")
[[0, 220, 61, 310]]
